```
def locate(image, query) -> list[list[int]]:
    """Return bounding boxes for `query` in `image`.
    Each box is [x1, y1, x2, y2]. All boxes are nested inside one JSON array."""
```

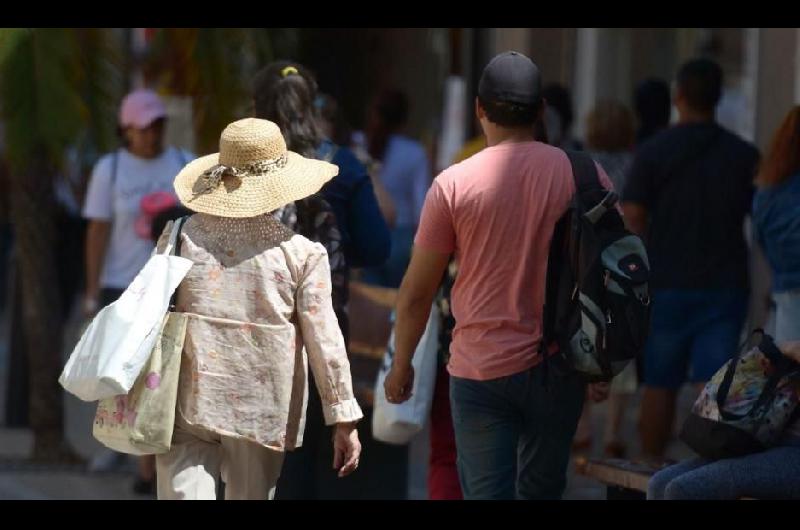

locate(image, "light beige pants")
[[156, 414, 285, 500]]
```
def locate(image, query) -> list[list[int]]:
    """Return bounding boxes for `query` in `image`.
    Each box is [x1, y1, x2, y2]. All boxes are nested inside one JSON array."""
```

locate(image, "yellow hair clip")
[[281, 66, 299, 77]]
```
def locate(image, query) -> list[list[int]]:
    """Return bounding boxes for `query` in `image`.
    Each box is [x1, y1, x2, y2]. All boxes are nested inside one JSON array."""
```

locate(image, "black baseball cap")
[[478, 51, 542, 107]]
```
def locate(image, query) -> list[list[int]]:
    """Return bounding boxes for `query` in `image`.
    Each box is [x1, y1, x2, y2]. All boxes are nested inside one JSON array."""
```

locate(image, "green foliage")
[[145, 28, 275, 154], [0, 28, 123, 174]]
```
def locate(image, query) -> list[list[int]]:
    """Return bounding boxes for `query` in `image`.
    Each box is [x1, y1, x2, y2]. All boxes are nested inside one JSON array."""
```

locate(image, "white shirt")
[[82, 146, 194, 289]]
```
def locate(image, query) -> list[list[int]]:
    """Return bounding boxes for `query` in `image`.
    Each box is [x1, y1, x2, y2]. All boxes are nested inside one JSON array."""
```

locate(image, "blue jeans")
[[644, 288, 748, 388], [449, 364, 585, 499], [647, 447, 800, 499]]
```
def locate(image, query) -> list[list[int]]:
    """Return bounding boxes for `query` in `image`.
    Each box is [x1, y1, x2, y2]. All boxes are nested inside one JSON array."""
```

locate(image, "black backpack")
[[541, 151, 651, 382]]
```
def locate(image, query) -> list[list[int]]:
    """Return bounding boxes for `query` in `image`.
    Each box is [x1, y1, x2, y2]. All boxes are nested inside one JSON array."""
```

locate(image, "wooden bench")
[[576, 457, 759, 500], [575, 457, 666, 499]]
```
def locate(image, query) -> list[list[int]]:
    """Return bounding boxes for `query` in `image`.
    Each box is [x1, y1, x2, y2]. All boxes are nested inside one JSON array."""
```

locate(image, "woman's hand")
[[332, 422, 361, 478]]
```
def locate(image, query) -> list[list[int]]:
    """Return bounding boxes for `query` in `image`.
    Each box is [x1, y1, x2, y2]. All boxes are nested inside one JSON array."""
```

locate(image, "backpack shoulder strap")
[[565, 150, 620, 223], [564, 150, 602, 195], [168, 215, 190, 311]]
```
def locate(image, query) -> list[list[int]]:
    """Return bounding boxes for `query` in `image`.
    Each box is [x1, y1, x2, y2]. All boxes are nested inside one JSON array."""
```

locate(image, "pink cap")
[[119, 89, 167, 129]]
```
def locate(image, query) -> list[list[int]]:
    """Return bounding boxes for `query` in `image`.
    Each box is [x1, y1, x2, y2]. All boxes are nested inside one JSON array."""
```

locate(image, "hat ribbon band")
[[192, 153, 289, 198]]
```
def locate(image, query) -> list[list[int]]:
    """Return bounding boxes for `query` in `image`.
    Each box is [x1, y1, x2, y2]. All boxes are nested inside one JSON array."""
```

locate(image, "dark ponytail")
[[252, 61, 324, 158]]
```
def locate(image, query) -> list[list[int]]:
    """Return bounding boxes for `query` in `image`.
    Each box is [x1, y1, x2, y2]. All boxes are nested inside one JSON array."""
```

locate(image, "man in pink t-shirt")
[[383, 51, 610, 499]]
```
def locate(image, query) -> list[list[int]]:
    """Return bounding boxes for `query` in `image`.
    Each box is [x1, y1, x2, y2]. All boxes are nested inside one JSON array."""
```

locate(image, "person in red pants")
[[428, 261, 463, 500], [429, 368, 462, 499]]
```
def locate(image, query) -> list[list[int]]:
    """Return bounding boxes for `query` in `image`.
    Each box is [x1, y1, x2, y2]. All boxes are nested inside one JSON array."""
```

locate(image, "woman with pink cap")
[[82, 88, 195, 494]]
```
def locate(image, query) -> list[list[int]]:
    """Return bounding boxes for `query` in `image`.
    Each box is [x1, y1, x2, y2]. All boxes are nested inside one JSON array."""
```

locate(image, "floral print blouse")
[[158, 213, 363, 452], [273, 195, 349, 342]]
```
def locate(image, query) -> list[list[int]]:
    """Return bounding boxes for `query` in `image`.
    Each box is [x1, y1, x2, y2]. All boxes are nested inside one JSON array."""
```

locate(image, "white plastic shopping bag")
[[373, 304, 439, 445], [59, 220, 192, 401]]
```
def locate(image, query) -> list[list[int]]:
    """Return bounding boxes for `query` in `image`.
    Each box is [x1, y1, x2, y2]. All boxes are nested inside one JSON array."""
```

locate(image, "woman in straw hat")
[[155, 118, 363, 500]]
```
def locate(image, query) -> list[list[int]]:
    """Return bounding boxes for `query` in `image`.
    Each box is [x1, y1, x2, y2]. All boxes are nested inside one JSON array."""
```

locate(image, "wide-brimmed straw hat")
[[174, 118, 338, 218]]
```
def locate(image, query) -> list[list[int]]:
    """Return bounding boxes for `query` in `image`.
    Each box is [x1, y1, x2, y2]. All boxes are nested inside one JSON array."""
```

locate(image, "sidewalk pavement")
[[0, 386, 697, 500], [0, 301, 696, 500]]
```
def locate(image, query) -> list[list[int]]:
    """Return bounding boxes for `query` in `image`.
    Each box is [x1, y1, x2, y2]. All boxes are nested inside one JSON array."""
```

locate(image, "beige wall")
[[489, 28, 576, 89], [630, 28, 679, 90], [365, 28, 449, 150], [573, 29, 634, 140], [162, 96, 195, 153], [490, 28, 531, 56], [485, 27, 800, 148], [755, 28, 798, 150], [530, 28, 577, 87]]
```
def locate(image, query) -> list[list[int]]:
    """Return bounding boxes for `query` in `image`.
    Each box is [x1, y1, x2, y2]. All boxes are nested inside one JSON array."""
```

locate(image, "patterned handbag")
[[680, 330, 800, 459], [92, 312, 187, 455]]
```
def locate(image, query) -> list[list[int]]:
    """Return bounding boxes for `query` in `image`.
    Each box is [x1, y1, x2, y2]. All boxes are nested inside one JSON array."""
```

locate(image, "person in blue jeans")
[[753, 106, 800, 351], [649, 105, 800, 500], [383, 51, 611, 500], [647, 443, 800, 500], [622, 58, 760, 462], [648, 339, 800, 500]]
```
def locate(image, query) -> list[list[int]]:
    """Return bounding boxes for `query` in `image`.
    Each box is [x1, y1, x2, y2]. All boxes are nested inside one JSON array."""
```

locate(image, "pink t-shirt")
[[415, 141, 614, 381]]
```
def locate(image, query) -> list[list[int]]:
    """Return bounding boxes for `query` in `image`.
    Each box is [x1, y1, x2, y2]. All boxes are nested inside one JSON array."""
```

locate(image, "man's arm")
[[394, 246, 450, 367], [384, 174, 454, 403], [84, 220, 111, 314], [619, 143, 656, 239], [384, 245, 450, 403]]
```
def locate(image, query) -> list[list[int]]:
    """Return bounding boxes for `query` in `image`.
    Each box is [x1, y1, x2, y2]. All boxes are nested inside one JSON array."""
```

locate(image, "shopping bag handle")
[[167, 216, 189, 312], [163, 216, 189, 256], [716, 330, 795, 422]]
